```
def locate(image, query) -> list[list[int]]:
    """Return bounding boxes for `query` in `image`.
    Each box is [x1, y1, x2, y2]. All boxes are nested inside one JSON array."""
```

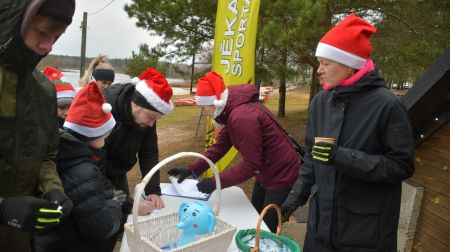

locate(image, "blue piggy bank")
[[175, 201, 216, 248]]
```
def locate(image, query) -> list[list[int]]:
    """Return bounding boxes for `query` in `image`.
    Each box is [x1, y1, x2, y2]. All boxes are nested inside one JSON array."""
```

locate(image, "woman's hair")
[[79, 55, 114, 87]]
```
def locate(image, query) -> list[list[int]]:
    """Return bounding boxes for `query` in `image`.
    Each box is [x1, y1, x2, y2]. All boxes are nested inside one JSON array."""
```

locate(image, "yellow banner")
[[204, 0, 261, 177]]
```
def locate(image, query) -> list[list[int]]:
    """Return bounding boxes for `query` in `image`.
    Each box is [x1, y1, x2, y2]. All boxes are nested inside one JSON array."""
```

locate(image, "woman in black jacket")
[[281, 14, 415, 251], [34, 82, 123, 252]]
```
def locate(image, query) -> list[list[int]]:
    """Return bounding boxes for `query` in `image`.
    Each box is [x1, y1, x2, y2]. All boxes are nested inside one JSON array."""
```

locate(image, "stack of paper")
[[161, 176, 210, 200]]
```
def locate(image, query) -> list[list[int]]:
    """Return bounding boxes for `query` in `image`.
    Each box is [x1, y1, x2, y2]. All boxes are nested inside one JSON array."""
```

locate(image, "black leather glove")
[[112, 189, 127, 206], [196, 178, 215, 194], [167, 167, 193, 183], [281, 201, 299, 223], [0, 196, 62, 232], [312, 142, 337, 165], [44, 189, 73, 218]]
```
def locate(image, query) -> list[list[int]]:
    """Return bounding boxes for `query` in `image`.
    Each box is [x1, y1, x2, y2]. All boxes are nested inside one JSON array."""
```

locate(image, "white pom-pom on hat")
[[131, 77, 140, 85], [102, 103, 112, 113], [213, 99, 226, 107]]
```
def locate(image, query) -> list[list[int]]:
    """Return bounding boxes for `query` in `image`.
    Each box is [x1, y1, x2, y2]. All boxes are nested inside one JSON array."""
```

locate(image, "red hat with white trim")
[[195, 71, 228, 107], [133, 67, 174, 115], [315, 13, 377, 70], [42, 66, 76, 106], [63, 81, 115, 138]]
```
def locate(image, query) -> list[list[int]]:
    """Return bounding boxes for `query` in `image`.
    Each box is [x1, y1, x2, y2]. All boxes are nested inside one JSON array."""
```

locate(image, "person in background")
[[0, 1, 75, 251], [34, 81, 123, 252], [42, 66, 76, 128], [281, 14, 415, 251], [79, 55, 115, 89], [101, 67, 174, 239], [168, 71, 300, 233]]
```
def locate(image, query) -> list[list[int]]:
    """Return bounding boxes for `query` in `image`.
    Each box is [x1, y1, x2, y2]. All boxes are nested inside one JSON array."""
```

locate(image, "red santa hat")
[[63, 81, 115, 138], [315, 13, 377, 70], [195, 71, 228, 107], [42, 66, 76, 106], [133, 67, 174, 115]]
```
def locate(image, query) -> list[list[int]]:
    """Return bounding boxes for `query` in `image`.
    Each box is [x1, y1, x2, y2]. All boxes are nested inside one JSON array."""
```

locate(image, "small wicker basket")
[[124, 152, 237, 252], [235, 204, 301, 252]]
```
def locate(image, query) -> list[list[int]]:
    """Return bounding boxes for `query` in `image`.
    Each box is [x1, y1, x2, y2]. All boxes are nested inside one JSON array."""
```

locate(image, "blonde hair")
[[79, 55, 114, 87]]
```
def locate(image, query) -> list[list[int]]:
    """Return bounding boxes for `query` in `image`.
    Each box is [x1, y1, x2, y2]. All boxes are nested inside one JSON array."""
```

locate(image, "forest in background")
[[37, 54, 193, 79]]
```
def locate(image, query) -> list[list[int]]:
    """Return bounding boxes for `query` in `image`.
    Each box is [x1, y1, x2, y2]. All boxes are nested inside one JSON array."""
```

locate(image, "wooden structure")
[[402, 47, 450, 251]]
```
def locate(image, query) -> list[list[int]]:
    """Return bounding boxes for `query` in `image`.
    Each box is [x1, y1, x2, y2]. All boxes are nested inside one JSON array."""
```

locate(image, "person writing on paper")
[[99, 67, 173, 237], [280, 14, 415, 251], [168, 71, 300, 233]]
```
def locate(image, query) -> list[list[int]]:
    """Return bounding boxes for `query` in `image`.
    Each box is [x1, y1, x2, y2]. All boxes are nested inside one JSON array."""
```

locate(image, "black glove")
[[112, 189, 127, 206], [281, 202, 299, 223], [196, 178, 215, 194], [312, 142, 337, 165], [167, 167, 193, 183], [44, 189, 73, 218], [0, 196, 62, 232]]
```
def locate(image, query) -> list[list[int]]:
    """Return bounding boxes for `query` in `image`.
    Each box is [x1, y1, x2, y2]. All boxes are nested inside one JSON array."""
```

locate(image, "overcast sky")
[[51, 0, 161, 59]]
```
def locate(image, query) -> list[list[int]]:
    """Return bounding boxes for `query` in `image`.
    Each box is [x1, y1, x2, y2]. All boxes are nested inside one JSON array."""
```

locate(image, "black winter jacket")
[[286, 70, 414, 251], [34, 130, 122, 252], [102, 83, 161, 195]]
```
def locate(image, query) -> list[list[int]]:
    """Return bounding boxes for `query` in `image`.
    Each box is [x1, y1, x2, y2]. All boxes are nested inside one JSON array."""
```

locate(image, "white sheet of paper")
[[161, 176, 209, 200]]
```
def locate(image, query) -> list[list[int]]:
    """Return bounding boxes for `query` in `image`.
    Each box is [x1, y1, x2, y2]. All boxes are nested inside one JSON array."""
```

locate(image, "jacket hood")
[[332, 70, 387, 96], [215, 84, 259, 124], [57, 129, 93, 172], [103, 83, 135, 125], [0, 0, 56, 73]]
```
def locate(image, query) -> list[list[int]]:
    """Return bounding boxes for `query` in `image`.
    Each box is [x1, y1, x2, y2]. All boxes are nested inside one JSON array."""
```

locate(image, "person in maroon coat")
[[168, 71, 300, 232]]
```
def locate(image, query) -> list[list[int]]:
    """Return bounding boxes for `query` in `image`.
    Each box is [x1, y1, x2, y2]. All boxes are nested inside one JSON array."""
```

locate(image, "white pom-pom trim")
[[131, 77, 140, 85], [102, 103, 112, 113], [213, 99, 225, 107]]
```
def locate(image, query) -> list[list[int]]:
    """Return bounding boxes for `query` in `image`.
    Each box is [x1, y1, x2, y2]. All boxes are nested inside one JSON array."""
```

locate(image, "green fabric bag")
[[235, 204, 301, 252]]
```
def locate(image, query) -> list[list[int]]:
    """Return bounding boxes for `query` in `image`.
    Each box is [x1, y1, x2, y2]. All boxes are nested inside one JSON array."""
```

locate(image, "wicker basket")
[[235, 204, 301, 252], [124, 152, 237, 252]]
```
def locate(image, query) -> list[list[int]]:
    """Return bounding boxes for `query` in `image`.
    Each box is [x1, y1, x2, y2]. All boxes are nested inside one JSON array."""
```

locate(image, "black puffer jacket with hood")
[[0, 1, 70, 251], [34, 130, 122, 252]]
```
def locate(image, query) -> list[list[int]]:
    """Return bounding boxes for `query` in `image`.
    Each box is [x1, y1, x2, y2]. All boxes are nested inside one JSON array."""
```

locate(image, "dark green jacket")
[[0, 0, 63, 251]]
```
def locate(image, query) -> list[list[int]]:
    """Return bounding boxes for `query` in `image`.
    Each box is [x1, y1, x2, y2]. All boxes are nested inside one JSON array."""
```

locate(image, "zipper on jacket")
[[12, 74, 23, 194]]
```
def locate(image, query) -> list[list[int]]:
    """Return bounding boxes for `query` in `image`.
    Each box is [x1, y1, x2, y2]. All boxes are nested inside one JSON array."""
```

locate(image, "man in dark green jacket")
[[0, 0, 75, 251]]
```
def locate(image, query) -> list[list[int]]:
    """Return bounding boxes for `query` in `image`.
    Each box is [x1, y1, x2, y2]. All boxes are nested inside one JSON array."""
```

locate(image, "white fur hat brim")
[[135, 80, 174, 115]]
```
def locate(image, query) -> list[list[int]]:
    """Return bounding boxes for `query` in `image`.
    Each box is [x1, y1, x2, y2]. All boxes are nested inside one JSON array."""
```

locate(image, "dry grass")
[[127, 88, 310, 200]]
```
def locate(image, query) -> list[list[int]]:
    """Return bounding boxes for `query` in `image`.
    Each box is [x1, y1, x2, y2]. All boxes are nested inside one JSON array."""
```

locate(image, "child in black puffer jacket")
[[34, 81, 123, 252]]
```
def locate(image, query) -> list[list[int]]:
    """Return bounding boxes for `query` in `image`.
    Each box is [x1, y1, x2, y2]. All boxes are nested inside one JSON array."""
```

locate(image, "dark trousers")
[[251, 181, 290, 233]]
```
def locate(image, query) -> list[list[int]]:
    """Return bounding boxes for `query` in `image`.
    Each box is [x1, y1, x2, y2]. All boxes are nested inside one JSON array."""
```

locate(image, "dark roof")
[[402, 47, 450, 146]]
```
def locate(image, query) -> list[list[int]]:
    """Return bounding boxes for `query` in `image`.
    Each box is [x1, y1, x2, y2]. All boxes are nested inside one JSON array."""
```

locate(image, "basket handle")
[[250, 204, 282, 252], [131, 152, 222, 238]]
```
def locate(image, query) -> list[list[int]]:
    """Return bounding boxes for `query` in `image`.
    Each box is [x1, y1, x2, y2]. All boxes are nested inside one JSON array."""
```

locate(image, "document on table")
[[161, 176, 210, 200]]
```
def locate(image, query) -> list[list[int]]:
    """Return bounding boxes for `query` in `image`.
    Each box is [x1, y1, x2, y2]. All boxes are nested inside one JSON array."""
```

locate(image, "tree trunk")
[[308, 3, 332, 105], [309, 65, 320, 104], [278, 48, 288, 117]]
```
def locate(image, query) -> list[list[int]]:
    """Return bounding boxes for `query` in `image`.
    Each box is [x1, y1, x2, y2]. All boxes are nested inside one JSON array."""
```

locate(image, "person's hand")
[[167, 167, 193, 183], [0, 196, 63, 232], [312, 142, 337, 165], [44, 189, 73, 217], [138, 196, 156, 216], [281, 202, 299, 223], [147, 194, 165, 210], [196, 178, 215, 194], [112, 189, 127, 206]]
